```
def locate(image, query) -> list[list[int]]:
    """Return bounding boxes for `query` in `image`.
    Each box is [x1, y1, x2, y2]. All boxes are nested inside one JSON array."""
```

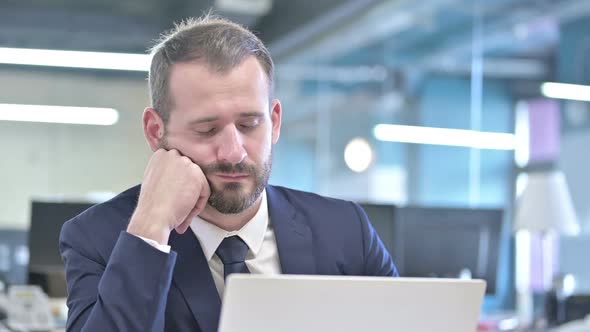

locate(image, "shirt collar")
[[190, 190, 268, 261]]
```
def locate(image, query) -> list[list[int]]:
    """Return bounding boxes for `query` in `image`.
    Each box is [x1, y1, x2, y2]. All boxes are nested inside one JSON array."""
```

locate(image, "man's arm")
[[351, 202, 399, 277], [59, 221, 176, 332], [60, 148, 210, 331]]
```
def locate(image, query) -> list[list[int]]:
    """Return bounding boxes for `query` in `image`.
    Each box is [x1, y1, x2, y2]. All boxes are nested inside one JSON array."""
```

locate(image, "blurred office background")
[[1, 0, 590, 327]]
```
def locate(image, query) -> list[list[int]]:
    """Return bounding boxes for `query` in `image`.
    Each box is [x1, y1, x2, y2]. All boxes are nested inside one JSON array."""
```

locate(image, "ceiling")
[[280, 0, 589, 71], [2, 0, 590, 84], [0, 0, 356, 54], [3, 0, 590, 132]]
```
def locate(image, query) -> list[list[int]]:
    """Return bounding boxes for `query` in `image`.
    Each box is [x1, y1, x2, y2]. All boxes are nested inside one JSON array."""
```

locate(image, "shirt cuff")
[[132, 234, 171, 254]]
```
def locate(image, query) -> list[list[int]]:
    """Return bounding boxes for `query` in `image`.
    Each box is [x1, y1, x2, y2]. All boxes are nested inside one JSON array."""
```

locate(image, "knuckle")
[[180, 156, 192, 165]]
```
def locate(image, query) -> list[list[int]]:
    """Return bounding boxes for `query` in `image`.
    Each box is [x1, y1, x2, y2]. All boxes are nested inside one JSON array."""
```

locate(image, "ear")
[[270, 99, 282, 145], [143, 107, 165, 151]]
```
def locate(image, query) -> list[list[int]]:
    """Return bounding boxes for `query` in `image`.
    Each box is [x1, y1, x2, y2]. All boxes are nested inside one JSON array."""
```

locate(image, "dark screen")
[[28, 201, 94, 296], [359, 203, 502, 294]]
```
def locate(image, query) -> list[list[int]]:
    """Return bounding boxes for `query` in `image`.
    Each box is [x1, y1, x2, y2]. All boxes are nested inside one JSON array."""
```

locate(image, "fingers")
[[195, 195, 208, 216], [175, 194, 208, 234], [191, 162, 210, 216], [175, 208, 196, 234], [176, 173, 210, 234], [162, 147, 199, 165], [147, 146, 211, 236], [198, 178, 211, 207]]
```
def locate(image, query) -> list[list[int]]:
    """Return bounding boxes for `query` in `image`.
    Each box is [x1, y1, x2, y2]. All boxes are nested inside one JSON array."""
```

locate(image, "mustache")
[[201, 162, 256, 175]]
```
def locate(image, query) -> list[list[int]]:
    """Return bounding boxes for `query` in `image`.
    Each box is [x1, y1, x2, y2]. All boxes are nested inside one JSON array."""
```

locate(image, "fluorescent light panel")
[[0, 47, 150, 71], [0, 104, 119, 125], [374, 124, 515, 150], [541, 82, 590, 102]]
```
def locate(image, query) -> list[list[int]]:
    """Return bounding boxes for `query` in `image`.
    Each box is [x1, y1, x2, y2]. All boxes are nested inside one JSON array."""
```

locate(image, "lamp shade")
[[514, 171, 580, 235]]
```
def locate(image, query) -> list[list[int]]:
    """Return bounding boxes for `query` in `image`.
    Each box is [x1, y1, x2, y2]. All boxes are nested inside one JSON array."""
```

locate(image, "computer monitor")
[[359, 203, 503, 294], [28, 201, 95, 297]]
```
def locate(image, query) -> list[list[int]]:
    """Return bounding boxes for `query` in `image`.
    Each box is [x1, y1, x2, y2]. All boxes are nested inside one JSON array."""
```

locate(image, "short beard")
[[203, 156, 271, 214], [159, 133, 272, 215]]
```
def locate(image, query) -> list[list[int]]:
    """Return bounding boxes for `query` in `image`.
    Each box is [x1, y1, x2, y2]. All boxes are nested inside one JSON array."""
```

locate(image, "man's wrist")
[[127, 225, 169, 245], [133, 234, 172, 253], [127, 209, 171, 245]]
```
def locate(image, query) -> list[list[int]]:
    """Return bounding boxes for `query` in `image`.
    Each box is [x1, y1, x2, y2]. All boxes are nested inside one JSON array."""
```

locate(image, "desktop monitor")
[[28, 201, 95, 297], [360, 203, 503, 294]]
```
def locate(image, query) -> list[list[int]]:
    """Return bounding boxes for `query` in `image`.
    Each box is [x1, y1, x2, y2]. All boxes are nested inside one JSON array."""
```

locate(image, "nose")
[[216, 125, 247, 165]]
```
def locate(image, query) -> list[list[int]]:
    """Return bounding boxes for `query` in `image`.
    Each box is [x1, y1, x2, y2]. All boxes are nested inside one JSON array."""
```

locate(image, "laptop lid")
[[219, 275, 486, 332]]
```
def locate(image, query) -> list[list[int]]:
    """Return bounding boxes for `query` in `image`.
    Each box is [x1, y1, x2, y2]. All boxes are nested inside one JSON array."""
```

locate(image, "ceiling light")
[[344, 138, 374, 173], [0, 104, 119, 125], [215, 0, 273, 15], [0, 47, 150, 71], [541, 82, 590, 102], [374, 124, 515, 150]]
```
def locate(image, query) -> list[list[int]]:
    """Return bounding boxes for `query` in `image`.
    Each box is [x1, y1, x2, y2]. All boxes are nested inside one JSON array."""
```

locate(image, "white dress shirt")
[[136, 190, 281, 298]]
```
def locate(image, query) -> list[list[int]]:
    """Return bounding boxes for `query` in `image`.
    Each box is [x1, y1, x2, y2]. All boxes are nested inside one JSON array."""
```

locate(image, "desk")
[[49, 298, 67, 331]]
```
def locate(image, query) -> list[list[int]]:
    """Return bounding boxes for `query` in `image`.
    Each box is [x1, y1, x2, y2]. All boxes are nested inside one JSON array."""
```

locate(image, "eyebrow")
[[187, 112, 265, 127], [238, 111, 265, 118], [187, 116, 218, 126]]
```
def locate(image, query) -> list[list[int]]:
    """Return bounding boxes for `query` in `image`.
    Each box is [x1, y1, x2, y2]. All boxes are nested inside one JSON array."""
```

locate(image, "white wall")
[[0, 68, 151, 228]]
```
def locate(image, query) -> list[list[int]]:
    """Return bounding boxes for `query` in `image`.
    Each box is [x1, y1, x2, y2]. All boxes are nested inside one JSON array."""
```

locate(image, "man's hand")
[[127, 149, 210, 245]]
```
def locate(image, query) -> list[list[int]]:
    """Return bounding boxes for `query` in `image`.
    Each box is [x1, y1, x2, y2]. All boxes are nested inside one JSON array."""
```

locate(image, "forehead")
[[168, 56, 270, 112]]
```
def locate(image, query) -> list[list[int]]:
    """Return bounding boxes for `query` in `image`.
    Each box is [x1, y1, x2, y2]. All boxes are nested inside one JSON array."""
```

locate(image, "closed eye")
[[239, 119, 260, 130], [196, 127, 217, 136]]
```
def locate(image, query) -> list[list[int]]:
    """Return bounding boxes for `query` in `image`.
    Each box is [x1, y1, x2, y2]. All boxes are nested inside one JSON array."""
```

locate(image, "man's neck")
[[199, 196, 263, 232]]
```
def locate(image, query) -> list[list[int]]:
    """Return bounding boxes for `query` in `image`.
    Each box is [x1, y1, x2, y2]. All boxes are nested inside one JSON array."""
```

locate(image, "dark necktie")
[[215, 236, 250, 280]]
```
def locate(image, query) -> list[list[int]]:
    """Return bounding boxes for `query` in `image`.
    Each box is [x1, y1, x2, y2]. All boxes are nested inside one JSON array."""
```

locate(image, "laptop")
[[219, 275, 486, 332]]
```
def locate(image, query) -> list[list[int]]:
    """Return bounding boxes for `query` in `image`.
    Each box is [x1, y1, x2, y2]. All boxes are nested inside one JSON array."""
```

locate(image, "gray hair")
[[148, 14, 274, 123]]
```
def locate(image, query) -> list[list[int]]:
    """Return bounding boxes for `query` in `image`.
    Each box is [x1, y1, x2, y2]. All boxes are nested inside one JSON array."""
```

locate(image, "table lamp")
[[513, 170, 580, 327]]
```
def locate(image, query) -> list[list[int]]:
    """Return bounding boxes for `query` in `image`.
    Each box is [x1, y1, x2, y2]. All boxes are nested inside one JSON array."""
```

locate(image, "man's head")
[[148, 15, 275, 124], [143, 15, 281, 216]]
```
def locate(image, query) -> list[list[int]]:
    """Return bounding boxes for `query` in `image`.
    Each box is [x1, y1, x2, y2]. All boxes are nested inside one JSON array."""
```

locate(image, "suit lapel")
[[169, 230, 221, 332], [163, 185, 315, 332], [266, 186, 316, 275]]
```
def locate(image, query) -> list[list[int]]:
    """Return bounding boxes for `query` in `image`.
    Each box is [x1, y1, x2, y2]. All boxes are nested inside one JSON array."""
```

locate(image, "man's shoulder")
[[268, 185, 350, 203], [62, 185, 140, 235], [268, 185, 361, 215]]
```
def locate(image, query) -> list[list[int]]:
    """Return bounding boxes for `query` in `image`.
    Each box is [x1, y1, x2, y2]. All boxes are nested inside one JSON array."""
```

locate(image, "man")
[[59, 14, 397, 332]]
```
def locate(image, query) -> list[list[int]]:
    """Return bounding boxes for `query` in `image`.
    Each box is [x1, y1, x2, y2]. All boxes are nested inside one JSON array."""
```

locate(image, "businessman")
[[59, 14, 397, 332]]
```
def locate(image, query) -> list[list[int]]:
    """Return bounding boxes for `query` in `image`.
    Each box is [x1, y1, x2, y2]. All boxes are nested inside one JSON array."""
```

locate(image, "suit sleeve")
[[351, 202, 399, 277], [59, 220, 177, 332]]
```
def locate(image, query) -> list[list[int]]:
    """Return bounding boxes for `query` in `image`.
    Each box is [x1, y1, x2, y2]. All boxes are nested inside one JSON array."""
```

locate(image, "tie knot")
[[215, 236, 249, 265]]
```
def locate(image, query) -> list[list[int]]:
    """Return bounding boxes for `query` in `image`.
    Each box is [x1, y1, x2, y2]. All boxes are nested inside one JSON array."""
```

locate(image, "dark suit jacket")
[[59, 184, 397, 332]]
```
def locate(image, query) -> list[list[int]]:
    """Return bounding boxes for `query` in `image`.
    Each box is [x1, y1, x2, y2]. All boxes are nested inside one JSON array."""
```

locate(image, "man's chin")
[[207, 189, 249, 214]]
